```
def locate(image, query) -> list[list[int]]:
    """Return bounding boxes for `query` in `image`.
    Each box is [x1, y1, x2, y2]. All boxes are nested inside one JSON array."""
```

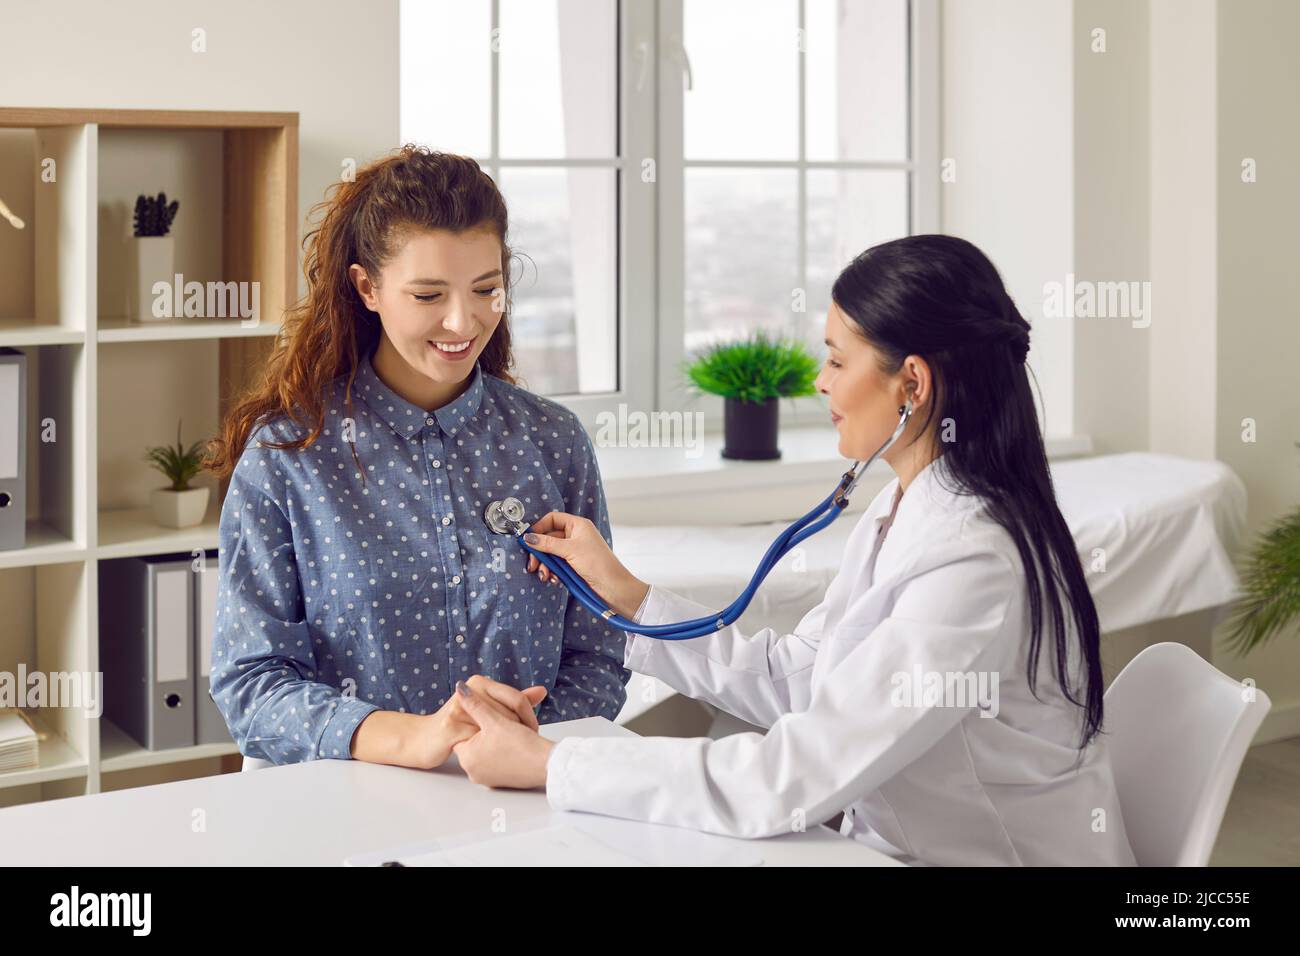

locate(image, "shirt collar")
[[352, 348, 485, 441], [878, 455, 981, 538]]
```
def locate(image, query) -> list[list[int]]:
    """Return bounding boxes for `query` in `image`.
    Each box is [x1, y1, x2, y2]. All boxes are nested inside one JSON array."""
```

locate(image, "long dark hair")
[[831, 234, 1103, 750]]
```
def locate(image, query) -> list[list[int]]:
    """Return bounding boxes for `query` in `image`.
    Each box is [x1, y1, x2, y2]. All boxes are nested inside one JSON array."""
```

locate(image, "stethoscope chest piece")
[[485, 496, 528, 536]]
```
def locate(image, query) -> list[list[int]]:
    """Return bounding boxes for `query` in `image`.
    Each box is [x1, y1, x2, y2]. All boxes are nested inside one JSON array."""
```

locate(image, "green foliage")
[[683, 331, 820, 404], [1223, 495, 1300, 655], [144, 419, 207, 492]]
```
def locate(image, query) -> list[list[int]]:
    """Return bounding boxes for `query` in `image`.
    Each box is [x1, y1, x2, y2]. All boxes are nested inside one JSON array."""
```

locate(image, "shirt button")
[[431, 459, 441, 468], [451, 575, 461, 585], [425, 417, 435, 426], [455, 634, 464, 643], [441, 516, 452, 526]]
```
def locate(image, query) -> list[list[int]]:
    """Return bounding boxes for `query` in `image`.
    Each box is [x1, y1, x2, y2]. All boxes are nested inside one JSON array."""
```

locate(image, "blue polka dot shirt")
[[210, 351, 631, 764]]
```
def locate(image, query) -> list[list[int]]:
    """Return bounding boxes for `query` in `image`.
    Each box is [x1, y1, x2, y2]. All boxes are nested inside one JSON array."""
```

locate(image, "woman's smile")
[[428, 334, 478, 360]]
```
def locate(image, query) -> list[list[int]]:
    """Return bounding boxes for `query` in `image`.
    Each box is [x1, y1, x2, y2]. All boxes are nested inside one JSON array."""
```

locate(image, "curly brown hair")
[[204, 146, 516, 482]]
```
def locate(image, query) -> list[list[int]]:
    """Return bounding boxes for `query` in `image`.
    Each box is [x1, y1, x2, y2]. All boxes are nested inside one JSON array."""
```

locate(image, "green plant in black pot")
[[684, 332, 820, 460]]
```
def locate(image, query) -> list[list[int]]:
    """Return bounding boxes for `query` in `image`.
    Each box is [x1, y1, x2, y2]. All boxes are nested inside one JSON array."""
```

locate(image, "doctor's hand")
[[523, 511, 650, 619], [408, 677, 548, 771], [452, 679, 556, 790]]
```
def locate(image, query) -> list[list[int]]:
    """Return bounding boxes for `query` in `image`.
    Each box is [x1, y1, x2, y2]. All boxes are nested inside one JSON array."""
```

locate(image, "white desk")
[[0, 718, 901, 867]]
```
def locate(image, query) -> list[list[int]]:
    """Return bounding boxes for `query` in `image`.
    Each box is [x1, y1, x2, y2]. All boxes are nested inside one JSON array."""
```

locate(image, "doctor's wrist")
[[613, 576, 651, 621]]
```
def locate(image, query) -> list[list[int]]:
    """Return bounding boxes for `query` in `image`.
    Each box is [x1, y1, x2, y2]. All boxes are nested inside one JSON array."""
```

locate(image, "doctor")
[[452, 234, 1138, 867]]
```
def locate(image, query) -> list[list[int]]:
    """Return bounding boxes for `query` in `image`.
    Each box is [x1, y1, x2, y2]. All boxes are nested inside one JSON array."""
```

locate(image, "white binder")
[[100, 554, 196, 749]]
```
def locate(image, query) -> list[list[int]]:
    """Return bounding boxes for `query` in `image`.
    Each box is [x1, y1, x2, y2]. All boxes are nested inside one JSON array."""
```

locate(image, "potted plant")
[[145, 420, 209, 529], [684, 331, 820, 460], [130, 191, 180, 321], [1222, 445, 1300, 655]]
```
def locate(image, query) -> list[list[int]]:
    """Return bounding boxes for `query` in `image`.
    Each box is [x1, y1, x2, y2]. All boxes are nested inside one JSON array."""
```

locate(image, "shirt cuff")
[[317, 696, 381, 760], [632, 584, 654, 623], [545, 736, 581, 809]]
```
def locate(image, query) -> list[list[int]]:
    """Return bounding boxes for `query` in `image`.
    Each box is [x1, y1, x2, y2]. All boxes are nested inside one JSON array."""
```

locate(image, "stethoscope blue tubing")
[[515, 484, 849, 640]]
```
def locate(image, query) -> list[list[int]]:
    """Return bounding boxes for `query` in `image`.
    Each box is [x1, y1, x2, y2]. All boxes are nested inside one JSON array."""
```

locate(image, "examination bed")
[[610, 453, 1247, 727]]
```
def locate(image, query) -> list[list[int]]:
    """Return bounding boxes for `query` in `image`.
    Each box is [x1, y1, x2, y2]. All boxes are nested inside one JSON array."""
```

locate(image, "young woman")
[[450, 235, 1139, 867], [204, 147, 629, 769]]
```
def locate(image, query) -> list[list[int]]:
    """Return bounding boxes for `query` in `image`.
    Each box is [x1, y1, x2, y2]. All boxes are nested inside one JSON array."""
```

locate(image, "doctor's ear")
[[349, 263, 379, 312], [896, 358, 933, 413]]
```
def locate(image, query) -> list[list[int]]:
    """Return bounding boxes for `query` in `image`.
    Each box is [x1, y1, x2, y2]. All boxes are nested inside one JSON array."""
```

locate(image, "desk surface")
[[0, 719, 901, 866]]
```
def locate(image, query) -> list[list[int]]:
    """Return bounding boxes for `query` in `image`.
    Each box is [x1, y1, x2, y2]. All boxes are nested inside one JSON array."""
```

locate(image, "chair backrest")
[[1104, 642, 1271, 866], [241, 755, 273, 772]]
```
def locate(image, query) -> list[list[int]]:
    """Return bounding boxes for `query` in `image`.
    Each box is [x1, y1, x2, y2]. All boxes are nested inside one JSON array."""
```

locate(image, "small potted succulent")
[[684, 331, 820, 460], [145, 420, 210, 529], [130, 191, 180, 321]]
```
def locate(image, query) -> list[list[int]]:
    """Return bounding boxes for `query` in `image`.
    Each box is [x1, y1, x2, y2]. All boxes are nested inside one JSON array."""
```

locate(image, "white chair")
[[1104, 641, 1271, 866], [241, 755, 273, 772]]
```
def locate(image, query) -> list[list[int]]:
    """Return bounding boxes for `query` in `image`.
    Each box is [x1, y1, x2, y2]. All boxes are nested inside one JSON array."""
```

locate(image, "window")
[[399, 0, 936, 429], [399, 0, 642, 401]]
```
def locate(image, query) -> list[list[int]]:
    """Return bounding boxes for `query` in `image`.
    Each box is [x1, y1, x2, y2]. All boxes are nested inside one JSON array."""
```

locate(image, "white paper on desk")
[[345, 811, 764, 867]]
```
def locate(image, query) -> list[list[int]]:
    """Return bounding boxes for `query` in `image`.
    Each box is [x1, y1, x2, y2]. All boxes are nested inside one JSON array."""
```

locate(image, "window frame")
[[403, 0, 938, 435], [453, 0, 655, 427], [653, 0, 940, 431]]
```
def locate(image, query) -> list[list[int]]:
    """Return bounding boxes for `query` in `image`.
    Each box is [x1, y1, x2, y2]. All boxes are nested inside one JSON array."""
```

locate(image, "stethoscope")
[[483, 398, 915, 640]]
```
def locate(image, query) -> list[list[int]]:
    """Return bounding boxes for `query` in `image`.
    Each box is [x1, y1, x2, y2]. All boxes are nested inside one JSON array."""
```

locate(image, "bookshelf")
[[0, 107, 297, 807]]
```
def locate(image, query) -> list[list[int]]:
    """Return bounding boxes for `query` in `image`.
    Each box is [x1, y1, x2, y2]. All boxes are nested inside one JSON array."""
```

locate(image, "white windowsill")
[[595, 424, 1094, 501]]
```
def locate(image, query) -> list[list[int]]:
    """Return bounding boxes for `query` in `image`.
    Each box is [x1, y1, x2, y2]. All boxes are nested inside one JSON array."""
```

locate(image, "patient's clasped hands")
[[423, 675, 555, 789]]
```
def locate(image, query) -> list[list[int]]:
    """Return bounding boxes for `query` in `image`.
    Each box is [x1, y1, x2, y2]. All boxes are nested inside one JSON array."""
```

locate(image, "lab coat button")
[[425, 417, 435, 426], [455, 634, 464, 643], [451, 575, 461, 585], [431, 459, 441, 468], [441, 516, 452, 526]]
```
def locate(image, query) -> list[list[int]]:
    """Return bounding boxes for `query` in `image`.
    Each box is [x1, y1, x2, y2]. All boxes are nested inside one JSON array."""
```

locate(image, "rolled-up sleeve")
[[536, 427, 631, 723], [210, 470, 379, 763]]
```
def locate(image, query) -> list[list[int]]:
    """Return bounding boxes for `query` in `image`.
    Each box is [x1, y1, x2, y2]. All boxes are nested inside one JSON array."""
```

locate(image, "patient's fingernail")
[[456, 680, 472, 698], [523, 533, 538, 544]]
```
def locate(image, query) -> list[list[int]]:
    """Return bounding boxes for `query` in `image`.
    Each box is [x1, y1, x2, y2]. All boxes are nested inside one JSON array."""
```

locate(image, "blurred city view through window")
[[401, 0, 911, 400]]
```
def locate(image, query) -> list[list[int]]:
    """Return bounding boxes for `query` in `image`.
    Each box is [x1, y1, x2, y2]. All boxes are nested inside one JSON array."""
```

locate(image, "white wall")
[[1212, 0, 1300, 736], [0, 0, 401, 303], [1149, 0, 1217, 460], [1073, 0, 1150, 455], [940, 0, 1076, 438]]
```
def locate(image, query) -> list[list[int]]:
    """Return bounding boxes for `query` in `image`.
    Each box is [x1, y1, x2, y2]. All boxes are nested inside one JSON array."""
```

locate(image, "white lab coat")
[[546, 457, 1138, 866]]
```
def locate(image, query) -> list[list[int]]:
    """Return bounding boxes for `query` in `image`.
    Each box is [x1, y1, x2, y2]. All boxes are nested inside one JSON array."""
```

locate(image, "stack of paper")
[[0, 711, 39, 772]]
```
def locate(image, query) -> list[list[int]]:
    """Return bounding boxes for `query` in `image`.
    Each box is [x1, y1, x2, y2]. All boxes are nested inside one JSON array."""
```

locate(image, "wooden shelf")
[[0, 105, 297, 808], [97, 315, 283, 343], [0, 521, 85, 571], [97, 501, 221, 560], [99, 719, 239, 774], [0, 713, 88, 791], [0, 318, 85, 348]]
